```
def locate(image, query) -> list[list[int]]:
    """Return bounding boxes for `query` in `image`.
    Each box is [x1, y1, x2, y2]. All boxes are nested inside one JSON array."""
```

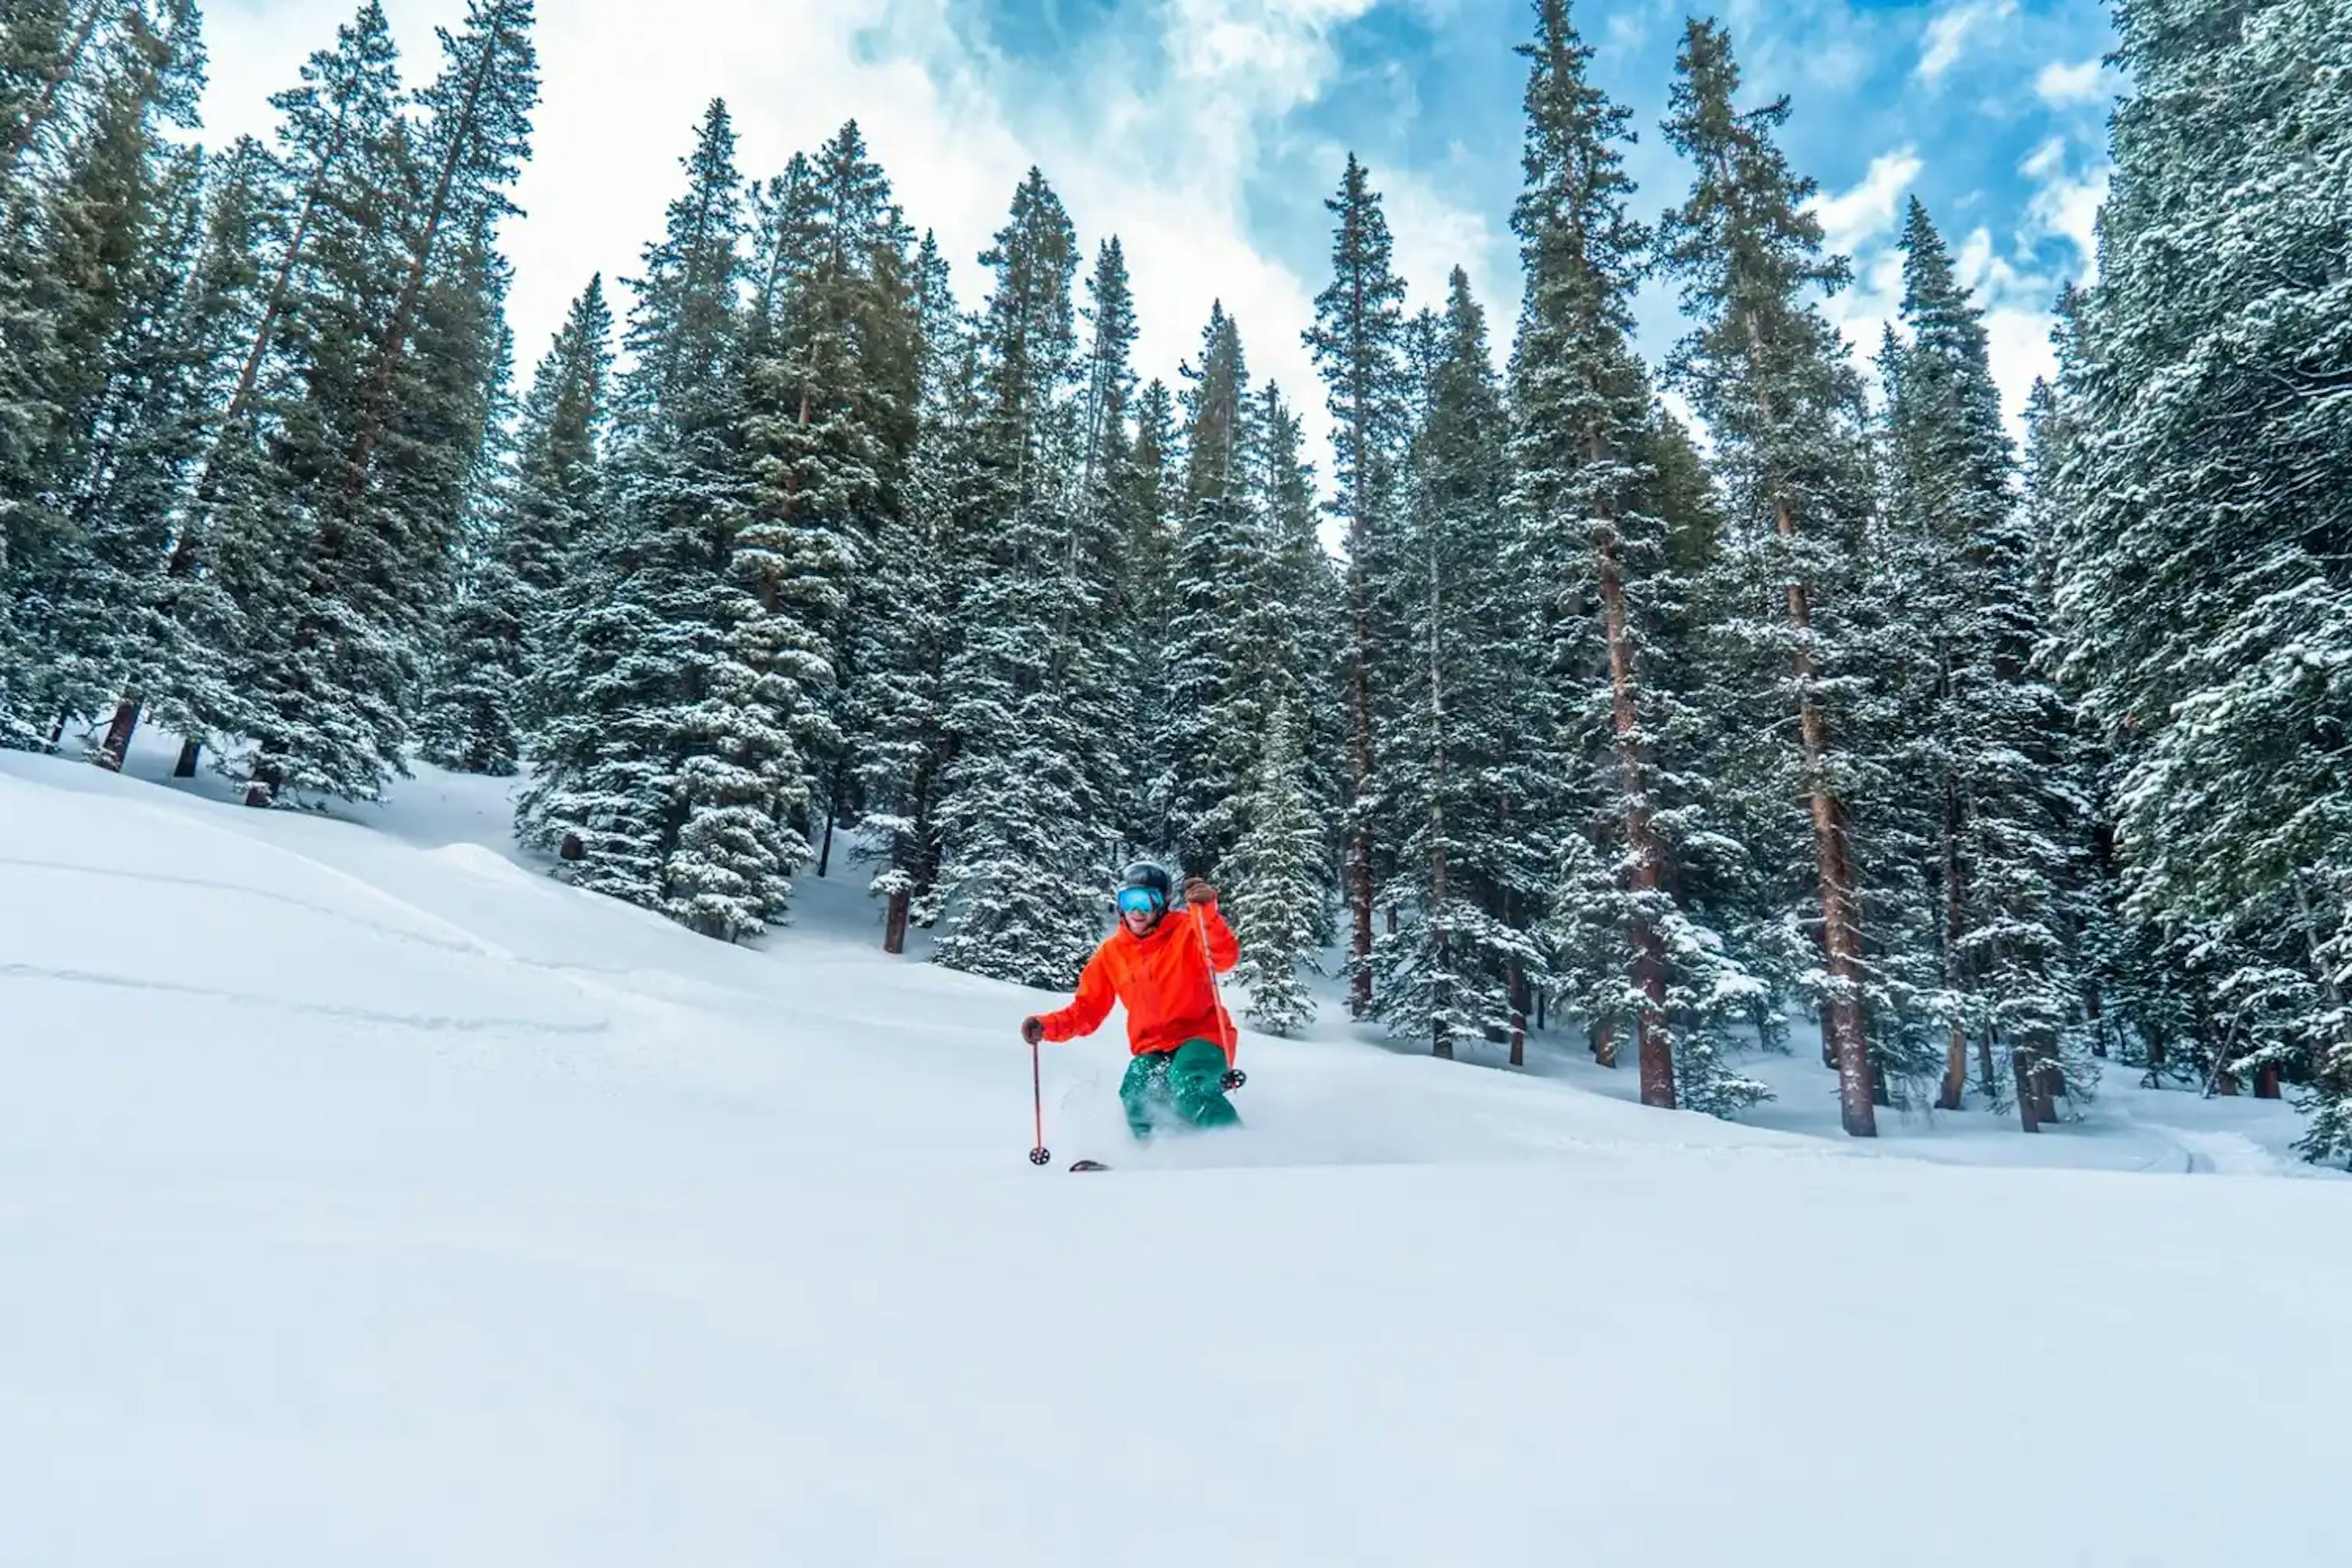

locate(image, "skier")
[[1021, 862, 1242, 1139]]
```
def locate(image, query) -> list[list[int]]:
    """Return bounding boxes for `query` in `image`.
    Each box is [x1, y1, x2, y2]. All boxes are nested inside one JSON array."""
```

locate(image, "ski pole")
[[1191, 899, 1247, 1093], [1028, 1035, 1051, 1166]]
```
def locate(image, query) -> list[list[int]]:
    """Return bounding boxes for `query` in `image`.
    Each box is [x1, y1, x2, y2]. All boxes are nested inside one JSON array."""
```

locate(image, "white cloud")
[[1804, 146, 1921, 257], [197, 0, 1472, 494], [1915, 0, 2018, 84], [2018, 141, 2109, 282], [2034, 55, 2113, 106]]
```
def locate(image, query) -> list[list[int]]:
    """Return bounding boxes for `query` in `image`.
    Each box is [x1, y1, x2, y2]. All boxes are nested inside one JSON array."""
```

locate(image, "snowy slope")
[[2, 751, 2345, 1567]]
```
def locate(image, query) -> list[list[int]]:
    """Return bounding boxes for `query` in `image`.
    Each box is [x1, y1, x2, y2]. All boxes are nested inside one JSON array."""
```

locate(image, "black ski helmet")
[[1117, 861, 1173, 911]]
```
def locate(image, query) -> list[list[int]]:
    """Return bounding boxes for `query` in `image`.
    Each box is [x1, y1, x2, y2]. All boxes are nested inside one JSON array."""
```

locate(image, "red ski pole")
[[1191, 899, 1247, 1093], [1028, 1035, 1051, 1166]]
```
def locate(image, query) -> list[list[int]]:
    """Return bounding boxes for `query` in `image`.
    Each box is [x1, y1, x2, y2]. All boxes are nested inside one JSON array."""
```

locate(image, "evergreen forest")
[[4, 0, 2347, 1158]]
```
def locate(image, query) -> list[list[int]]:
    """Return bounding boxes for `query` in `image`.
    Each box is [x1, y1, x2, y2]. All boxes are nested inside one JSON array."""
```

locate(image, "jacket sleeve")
[[1038, 947, 1116, 1041], [1195, 899, 1240, 974]]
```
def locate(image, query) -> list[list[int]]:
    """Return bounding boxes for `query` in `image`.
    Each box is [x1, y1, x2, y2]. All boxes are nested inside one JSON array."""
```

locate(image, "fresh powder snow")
[[1, 747, 2344, 1566]]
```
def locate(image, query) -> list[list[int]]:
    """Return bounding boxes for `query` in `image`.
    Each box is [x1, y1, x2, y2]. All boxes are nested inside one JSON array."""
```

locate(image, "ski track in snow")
[[2, 748, 2347, 1567]]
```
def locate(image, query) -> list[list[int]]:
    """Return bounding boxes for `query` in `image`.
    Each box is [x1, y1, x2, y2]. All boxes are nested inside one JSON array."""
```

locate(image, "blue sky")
[[200, 0, 2122, 472]]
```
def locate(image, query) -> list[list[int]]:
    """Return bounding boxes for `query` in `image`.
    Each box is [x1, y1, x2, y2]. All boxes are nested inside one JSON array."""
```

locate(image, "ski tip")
[[1068, 1159, 1111, 1172]]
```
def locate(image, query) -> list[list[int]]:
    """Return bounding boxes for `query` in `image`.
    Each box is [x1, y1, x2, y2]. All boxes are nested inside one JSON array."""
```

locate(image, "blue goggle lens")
[[1117, 887, 1165, 916]]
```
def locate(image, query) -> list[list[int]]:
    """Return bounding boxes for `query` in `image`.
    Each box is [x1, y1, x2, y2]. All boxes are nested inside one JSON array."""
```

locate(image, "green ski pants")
[[1119, 1038, 1239, 1139]]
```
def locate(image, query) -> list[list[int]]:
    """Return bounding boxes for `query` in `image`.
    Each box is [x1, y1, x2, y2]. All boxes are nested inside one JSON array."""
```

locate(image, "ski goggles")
[[1116, 886, 1167, 917]]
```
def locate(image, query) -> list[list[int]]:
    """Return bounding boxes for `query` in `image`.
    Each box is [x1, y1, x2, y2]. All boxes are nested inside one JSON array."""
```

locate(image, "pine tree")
[[1158, 301, 1260, 875], [227, 0, 537, 809], [1512, 0, 1754, 1112], [1656, 16, 1887, 1134], [1304, 153, 1411, 1017], [2049, 0, 2352, 1160], [1068, 236, 1142, 842], [519, 100, 744, 915], [1115, 374, 1182, 854], [1223, 700, 1322, 1035], [1, 1, 113, 185], [850, 230, 968, 952], [927, 169, 1107, 987], [1882, 202, 2092, 1129], [94, 4, 407, 774], [418, 275, 609, 772], [0, 0, 209, 747], [1373, 268, 1545, 1061]]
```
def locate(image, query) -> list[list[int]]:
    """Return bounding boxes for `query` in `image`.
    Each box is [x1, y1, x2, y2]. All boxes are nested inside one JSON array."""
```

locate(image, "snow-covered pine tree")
[[518, 99, 744, 916], [703, 119, 921, 928], [1223, 699, 1321, 1035], [1114, 375, 1182, 855], [417, 277, 609, 773], [0, 0, 209, 747], [92, 4, 404, 775], [1065, 236, 1143, 846], [1373, 268, 1545, 1061], [2049, 0, 2352, 1162], [1157, 302, 1262, 876], [1510, 0, 1762, 1112], [1655, 17, 1889, 1134], [850, 230, 970, 952], [228, 0, 537, 809], [1881, 202, 2093, 1129], [1304, 153, 1411, 1017], [0, 1, 112, 184], [926, 168, 1107, 987]]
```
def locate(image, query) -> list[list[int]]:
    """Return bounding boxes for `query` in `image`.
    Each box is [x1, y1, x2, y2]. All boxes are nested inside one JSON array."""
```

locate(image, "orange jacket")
[[1038, 899, 1241, 1061]]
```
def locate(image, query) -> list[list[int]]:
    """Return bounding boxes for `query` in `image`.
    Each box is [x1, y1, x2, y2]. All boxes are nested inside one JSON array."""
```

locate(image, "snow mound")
[[1, 752, 2345, 1567]]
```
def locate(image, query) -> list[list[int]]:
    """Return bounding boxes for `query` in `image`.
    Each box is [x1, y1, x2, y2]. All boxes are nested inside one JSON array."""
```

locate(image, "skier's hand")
[[1020, 1016, 1045, 1046], [1183, 876, 1217, 907]]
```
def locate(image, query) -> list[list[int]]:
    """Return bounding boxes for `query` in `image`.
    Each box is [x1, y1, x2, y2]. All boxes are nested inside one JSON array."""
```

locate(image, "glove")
[[1020, 1016, 1045, 1046], [1183, 876, 1216, 907]]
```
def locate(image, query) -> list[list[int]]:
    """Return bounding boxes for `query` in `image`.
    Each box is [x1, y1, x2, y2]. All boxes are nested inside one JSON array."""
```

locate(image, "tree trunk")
[[1747, 328, 1873, 1136], [1977, 1028, 1999, 1100], [1937, 775, 1970, 1110], [173, 738, 200, 777], [815, 756, 847, 878], [883, 888, 911, 956], [2086, 980, 2108, 1058], [1593, 527, 1673, 1110], [1346, 578, 1375, 1016], [2255, 1061, 2282, 1100], [1591, 1014, 1617, 1069], [1939, 1022, 1969, 1112], [2212, 1064, 2239, 1096], [2013, 1033, 2041, 1132], [1508, 961, 1528, 1069]]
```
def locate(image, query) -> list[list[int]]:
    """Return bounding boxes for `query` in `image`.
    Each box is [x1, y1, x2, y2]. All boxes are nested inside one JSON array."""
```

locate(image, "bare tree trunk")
[[2013, 1030, 2041, 1132], [1940, 1021, 1970, 1112], [1977, 1027, 1999, 1099], [2255, 1061, 2282, 1100], [883, 888, 911, 956], [1937, 775, 1970, 1110], [1591, 1014, 1617, 1069], [1508, 960, 1528, 1069], [173, 738, 200, 777], [815, 756, 846, 878]]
